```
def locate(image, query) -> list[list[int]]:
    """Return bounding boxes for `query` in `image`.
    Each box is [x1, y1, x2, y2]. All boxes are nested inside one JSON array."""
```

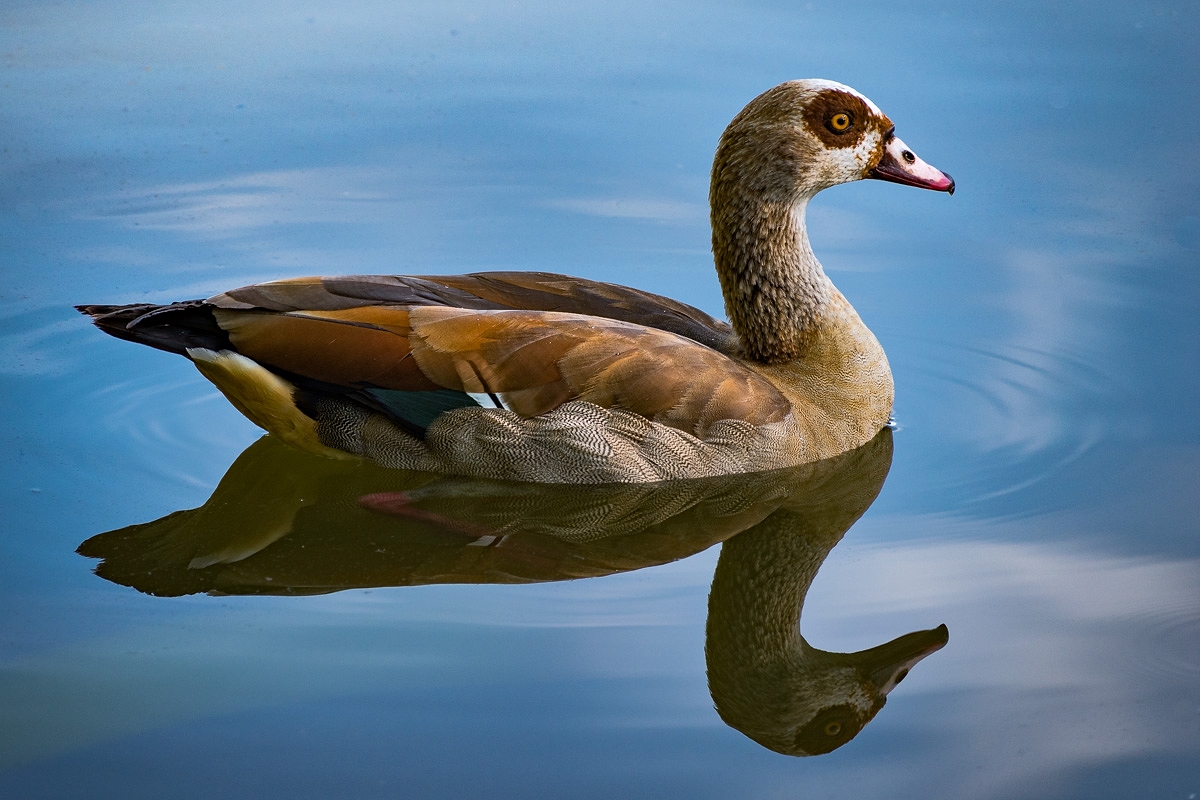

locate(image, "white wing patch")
[[467, 391, 510, 411]]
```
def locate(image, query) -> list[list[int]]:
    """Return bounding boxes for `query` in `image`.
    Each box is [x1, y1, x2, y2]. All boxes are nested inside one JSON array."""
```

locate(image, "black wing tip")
[[75, 300, 230, 355], [76, 303, 150, 319], [76, 299, 209, 323]]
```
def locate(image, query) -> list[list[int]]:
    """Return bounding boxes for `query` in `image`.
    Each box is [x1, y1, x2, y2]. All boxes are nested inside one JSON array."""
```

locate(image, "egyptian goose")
[[79, 80, 953, 483]]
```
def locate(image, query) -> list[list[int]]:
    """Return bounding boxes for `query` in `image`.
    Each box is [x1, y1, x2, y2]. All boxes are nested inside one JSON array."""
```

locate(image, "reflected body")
[[78, 80, 952, 483], [79, 428, 946, 754]]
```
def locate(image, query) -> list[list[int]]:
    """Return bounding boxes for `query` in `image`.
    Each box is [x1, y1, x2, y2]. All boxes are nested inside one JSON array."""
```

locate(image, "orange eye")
[[828, 113, 852, 133], [824, 722, 842, 736]]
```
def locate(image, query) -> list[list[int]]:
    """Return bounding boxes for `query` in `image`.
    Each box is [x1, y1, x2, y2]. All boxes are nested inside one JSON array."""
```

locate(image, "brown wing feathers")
[[212, 307, 438, 391], [408, 307, 789, 433], [211, 272, 736, 352], [429, 272, 736, 350]]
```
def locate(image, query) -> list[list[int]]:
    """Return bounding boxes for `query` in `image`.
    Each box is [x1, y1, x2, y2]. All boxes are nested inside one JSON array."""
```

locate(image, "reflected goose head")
[[716, 625, 949, 756], [712, 79, 955, 201], [707, 571, 948, 757]]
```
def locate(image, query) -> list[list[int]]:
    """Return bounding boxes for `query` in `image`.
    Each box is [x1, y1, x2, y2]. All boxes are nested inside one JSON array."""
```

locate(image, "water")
[[3, 0, 1199, 797]]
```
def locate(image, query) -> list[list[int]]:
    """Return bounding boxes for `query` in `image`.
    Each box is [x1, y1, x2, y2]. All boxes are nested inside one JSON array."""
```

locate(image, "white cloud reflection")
[[84, 167, 410, 235], [548, 197, 704, 221]]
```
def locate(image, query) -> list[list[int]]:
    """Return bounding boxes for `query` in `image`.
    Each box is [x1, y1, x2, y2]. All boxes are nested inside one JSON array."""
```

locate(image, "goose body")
[[80, 80, 953, 483]]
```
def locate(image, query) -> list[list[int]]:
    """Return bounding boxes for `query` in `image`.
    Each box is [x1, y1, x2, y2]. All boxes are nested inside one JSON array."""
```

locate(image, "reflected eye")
[[828, 112, 852, 133], [796, 705, 858, 754]]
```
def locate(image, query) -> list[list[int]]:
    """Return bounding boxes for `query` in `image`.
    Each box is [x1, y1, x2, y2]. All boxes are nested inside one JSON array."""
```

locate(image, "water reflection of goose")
[[78, 80, 952, 483], [707, 464, 948, 756], [79, 427, 946, 755]]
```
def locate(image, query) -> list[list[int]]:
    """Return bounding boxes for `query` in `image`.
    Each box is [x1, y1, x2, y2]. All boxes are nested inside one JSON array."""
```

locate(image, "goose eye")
[[824, 721, 842, 736], [828, 112, 852, 133]]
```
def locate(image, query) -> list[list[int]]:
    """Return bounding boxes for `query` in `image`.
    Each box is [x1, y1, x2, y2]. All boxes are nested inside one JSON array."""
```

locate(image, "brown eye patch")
[[801, 89, 879, 149]]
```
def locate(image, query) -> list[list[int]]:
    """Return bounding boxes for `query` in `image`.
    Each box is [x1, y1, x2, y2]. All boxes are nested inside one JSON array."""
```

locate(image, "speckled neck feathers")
[[710, 194, 831, 363]]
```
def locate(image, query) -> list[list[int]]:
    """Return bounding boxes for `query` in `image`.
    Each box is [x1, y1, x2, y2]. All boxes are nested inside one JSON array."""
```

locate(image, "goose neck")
[[711, 195, 833, 363]]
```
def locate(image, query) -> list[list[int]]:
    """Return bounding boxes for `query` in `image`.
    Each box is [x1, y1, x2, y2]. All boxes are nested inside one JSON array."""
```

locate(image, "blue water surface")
[[2, 1, 1199, 798]]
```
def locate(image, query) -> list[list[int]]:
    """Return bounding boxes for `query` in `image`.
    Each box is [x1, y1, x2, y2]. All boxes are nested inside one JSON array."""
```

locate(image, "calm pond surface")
[[3, 1, 1199, 797]]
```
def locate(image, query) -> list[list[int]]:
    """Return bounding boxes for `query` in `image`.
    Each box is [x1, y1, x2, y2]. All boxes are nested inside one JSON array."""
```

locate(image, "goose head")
[[709, 624, 949, 756], [712, 79, 954, 203]]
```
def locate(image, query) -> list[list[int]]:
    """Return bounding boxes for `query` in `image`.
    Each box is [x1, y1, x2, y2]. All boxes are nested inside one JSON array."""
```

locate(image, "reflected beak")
[[868, 135, 955, 195], [861, 623, 950, 695]]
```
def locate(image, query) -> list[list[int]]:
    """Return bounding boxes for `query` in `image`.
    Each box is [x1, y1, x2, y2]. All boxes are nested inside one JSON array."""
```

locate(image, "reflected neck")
[[706, 510, 842, 666]]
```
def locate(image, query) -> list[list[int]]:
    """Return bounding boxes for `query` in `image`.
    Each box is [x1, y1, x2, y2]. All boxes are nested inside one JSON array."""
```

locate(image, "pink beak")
[[868, 133, 955, 194]]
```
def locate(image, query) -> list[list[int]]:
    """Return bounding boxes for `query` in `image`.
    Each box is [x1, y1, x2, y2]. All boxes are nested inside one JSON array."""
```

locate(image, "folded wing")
[[211, 299, 788, 438], [211, 271, 737, 352]]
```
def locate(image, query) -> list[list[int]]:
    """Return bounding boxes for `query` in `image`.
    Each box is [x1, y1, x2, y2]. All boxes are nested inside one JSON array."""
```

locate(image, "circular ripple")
[[13, 305, 260, 488], [887, 332, 1134, 514], [1121, 603, 1200, 683]]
